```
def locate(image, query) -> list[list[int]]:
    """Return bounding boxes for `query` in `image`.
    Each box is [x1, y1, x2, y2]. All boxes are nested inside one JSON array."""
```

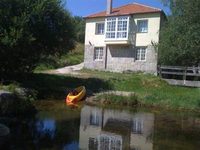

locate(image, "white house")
[[84, 0, 166, 74]]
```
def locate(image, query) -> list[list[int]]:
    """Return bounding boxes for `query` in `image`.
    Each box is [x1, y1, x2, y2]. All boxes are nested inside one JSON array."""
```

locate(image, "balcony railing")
[[105, 16, 130, 44]]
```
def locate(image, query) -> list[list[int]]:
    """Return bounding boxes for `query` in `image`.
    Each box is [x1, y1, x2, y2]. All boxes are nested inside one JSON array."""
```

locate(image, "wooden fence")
[[158, 66, 200, 87]]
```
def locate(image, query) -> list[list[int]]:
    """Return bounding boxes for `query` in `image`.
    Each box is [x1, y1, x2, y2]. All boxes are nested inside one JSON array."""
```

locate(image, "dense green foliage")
[[72, 16, 85, 43], [159, 0, 200, 66], [34, 43, 84, 71], [0, 0, 75, 74]]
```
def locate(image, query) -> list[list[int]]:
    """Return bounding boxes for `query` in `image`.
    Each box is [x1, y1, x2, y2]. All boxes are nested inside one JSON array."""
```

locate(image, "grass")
[[4, 73, 112, 100], [0, 82, 20, 93], [34, 43, 84, 72], [81, 69, 200, 111], [2, 69, 200, 111], [95, 93, 139, 106]]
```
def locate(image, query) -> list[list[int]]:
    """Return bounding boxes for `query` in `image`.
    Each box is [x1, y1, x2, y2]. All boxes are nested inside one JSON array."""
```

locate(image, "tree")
[[158, 0, 200, 66], [72, 16, 85, 43], [0, 0, 75, 74]]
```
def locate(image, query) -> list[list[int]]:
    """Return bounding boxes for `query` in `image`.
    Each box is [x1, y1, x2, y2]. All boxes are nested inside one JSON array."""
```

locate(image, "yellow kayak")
[[66, 86, 86, 103]]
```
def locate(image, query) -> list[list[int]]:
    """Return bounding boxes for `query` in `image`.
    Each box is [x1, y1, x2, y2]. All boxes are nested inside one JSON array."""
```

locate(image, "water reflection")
[[79, 105, 200, 150], [79, 105, 154, 150], [63, 141, 79, 150], [35, 119, 56, 139], [1, 101, 200, 150]]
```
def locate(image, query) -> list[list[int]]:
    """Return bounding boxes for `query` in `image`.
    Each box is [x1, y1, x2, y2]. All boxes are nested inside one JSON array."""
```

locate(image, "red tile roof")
[[85, 3, 162, 19]]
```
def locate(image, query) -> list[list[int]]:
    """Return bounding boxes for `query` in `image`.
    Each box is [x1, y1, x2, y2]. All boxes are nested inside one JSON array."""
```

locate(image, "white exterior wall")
[[85, 18, 106, 47], [134, 13, 161, 46], [84, 13, 162, 74], [85, 13, 161, 47]]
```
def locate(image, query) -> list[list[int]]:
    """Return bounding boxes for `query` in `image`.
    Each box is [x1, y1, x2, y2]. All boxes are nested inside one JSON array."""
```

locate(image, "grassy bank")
[[34, 43, 84, 71], [93, 93, 139, 107], [2, 69, 200, 111], [81, 69, 200, 111]]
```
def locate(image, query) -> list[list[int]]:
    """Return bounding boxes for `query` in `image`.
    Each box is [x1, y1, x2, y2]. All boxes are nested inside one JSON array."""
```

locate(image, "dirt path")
[[47, 63, 84, 75]]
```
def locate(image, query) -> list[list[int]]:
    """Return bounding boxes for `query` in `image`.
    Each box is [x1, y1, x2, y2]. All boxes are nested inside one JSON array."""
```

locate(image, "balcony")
[[104, 16, 131, 45]]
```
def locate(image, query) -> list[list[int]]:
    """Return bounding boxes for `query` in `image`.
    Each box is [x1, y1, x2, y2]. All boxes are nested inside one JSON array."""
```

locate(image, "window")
[[99, 136, 110, 150], [117, 17, 128, 38], [94, 47, 103, 61], [99, 135, 122, 150], [105, 16, 129, 39], [96, 23, 104, 34], [90, 110, 100, 126], [136, 48, 146, 61], [106, 18, 116, 38], [137, 20, 148, 33], [132, 118, 143, 134]]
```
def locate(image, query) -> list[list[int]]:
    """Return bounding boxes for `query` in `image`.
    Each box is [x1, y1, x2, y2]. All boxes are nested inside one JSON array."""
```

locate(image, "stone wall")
[[84, 45, 106, 70], [84, 44, 157, 74], [106, 45, 157, 74], [106, 45, 135, 72], [132, 45, 157, 74]]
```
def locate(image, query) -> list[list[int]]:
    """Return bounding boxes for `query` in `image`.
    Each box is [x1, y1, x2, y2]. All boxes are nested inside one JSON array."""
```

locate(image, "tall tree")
[[72, 16, 85, 43], [0, 0, 75, 74], [158, 0, 200, 66]]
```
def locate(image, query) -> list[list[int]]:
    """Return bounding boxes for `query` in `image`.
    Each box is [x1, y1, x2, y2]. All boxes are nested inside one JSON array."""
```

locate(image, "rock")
[[14, 88, 37, 101], [0, 90, 16, 114], [97, 90, 135, 97], [0, 90, 13, 99], [0, 90, 36, 116], [15, 88, 27, 98]]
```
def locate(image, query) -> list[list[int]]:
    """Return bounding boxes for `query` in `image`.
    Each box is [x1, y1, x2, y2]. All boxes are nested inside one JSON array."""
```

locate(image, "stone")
[[84, 44, 157, 74], [0, 89, 36, 116]]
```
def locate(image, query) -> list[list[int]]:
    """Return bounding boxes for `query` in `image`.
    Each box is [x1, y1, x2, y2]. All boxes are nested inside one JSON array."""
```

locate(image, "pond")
[[1, 100, 200, 150]]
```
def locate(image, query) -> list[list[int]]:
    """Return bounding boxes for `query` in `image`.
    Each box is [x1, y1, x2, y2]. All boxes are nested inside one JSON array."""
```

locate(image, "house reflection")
[[130, 113, 154, 150], [79, 105, 154, 150]]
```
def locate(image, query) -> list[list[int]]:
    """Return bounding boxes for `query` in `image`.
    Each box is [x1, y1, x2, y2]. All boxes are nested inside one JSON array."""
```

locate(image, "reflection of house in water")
[[79, 105, 154, 150], [130, 113, 154, 150]]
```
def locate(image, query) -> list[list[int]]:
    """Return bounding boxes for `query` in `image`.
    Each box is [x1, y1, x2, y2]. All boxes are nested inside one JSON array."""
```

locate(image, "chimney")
[[107, 0, 112, 15]]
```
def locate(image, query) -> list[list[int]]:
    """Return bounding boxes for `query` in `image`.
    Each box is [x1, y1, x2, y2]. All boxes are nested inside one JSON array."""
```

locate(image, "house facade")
[[84, 0, 165, 74]]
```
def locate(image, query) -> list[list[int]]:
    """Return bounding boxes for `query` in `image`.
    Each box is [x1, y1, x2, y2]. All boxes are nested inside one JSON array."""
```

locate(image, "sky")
[[65, 0, 170, 17]]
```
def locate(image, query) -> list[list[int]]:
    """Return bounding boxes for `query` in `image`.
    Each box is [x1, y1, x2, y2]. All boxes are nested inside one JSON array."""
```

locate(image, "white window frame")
[[94, 47, 103, 61], [132, 118, 144, 134], [98, 134, 122, 150], [90, 110, 100, 126], [136, 47, 147, 61], [137, 19, 148, 33], [95, 22, 105, 35], [105, 16, 129, 40]]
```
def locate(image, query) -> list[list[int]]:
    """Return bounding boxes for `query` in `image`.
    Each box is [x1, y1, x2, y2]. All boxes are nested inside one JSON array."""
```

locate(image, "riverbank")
[[0, 85, 36, 116], [1, 69, 200, 112], [80, 69, 200, 112], [85, 92, 200, 113]]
